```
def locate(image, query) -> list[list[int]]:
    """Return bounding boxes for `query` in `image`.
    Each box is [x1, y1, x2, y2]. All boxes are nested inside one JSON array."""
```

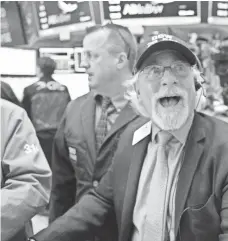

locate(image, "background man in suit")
[[30, 34, 228, 241], [48, 24, 138, 241]]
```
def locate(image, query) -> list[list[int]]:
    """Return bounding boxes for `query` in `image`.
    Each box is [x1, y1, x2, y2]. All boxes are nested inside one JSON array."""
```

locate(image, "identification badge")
[[68, 147, 77, 161], [132, 121, 152, 145]]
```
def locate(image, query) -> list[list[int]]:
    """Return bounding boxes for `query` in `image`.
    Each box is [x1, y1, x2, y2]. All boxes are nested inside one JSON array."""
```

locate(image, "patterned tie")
[[143, 131, 172, 241], [95, 96, 115, 151]]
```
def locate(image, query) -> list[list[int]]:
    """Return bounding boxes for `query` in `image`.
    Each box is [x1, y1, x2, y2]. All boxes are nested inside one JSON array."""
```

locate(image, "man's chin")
[[152, 104, 188, 130], [88, 79, 96, 89]]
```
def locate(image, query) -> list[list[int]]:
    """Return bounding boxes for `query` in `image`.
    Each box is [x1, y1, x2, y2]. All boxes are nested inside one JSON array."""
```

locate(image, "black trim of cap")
[[136, 40, 197, 72]]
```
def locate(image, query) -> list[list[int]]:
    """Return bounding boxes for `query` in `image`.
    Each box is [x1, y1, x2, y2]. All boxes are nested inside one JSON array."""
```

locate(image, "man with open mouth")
[[29, 34, 228, 241], [134, 37, 199, 132]]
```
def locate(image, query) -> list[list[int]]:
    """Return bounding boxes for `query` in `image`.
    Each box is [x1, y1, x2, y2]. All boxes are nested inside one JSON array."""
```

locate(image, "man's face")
[[200, 43, 210, 59], [82, 30, 118, 92], [137, 50, 196, 131]]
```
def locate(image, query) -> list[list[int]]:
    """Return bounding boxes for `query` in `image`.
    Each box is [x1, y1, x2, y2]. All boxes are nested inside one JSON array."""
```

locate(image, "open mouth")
[[159, 96, 181, 107]]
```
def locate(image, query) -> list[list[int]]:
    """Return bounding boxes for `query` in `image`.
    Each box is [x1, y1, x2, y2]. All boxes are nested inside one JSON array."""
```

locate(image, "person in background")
[[48, 23, 139, 241], [214, 39, 228, 88], [22, 57, 71, 168], [1, 99, 51, 241], [196, 36, 210, 64], [1, 80, 21, 107], [215, 42, 228, 106], [30, 34, 228, 241]]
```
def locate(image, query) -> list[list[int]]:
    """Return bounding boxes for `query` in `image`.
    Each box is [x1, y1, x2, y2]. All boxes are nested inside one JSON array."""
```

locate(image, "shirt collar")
[[151, 124, 160, 143], [171, 113, 194, 144], [151, 112, 194, 145], [93, 90, 128, 112]]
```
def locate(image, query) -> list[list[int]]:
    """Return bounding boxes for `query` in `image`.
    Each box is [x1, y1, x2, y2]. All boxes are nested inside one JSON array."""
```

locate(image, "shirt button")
[[93, 180, 99, 187]]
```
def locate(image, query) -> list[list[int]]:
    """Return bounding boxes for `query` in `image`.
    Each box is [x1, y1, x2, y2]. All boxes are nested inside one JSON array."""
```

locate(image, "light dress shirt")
[[132, 113, 194, 241], [94, 91, 128, 131]]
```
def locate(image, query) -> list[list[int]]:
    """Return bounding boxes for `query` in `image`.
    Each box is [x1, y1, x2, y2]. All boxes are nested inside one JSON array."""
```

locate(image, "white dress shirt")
[[132, 114, 194, 241]]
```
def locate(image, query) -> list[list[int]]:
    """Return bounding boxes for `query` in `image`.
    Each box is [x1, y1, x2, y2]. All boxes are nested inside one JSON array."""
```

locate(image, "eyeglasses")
[[139, 61, 191, 80]]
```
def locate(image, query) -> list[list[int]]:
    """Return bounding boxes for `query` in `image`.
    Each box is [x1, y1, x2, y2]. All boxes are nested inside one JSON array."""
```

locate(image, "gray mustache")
[[155, 88, 187, 100]]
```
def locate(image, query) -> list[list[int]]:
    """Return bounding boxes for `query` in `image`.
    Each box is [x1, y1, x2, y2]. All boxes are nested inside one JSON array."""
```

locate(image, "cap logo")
[[147, 34, 173, 48]]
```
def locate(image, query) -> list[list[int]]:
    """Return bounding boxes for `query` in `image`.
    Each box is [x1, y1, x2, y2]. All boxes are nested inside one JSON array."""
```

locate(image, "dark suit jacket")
[[33, 112, 228, 241], [22, 77, 70, 122], [49, 92, 139, 240], [22, 77, 71, 166]]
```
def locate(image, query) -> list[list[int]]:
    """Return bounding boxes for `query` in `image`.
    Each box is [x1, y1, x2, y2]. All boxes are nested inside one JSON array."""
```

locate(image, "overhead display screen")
[[39, 48, 75, 74], [1, 2, 26, 46], [208, 1, 228, 25], [0, 48, 37, 76], [39, 48, 86, 73], [74, 48, 86, 73], [35, 1, 95, 36], [18, 2, 39, 45], [100, 1, 201, 26]]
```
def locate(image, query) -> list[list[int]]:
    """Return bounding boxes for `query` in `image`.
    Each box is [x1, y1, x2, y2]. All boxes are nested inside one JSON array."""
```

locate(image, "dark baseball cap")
[[135, 34, 199, 72]]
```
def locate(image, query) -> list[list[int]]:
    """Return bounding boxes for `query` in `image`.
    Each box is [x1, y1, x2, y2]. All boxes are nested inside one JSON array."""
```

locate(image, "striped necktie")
[[143, 131, 172, 241], [95, 96, 115, 151]]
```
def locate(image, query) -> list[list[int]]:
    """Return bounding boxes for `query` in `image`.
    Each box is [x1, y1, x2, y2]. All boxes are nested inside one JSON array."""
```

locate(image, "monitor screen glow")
[[0, 47, 37, 76]]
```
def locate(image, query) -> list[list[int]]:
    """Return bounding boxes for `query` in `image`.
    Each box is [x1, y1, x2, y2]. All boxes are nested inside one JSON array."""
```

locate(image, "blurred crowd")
[[1, 23, 228, 241], [186, 33, 228, 115]]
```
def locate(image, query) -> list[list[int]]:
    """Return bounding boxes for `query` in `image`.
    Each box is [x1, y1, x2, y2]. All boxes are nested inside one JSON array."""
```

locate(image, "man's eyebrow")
[[83, 50, 92, 55]]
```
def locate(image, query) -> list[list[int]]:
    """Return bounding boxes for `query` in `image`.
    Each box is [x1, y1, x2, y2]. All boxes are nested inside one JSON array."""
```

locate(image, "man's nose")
[[160, 69, 178, 87], [80, 58, 89, 69]]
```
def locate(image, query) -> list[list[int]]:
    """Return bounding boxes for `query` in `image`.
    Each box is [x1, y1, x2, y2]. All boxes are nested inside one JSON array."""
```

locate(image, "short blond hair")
[[86, 24, 137, 72]]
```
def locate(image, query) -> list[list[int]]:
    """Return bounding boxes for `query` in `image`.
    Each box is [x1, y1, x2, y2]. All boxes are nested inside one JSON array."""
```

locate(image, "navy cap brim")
[[136, 40, 197, 71]]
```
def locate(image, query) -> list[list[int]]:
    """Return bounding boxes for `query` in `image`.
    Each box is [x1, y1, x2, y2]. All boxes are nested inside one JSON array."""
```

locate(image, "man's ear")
[[116, 52, 128, 69]]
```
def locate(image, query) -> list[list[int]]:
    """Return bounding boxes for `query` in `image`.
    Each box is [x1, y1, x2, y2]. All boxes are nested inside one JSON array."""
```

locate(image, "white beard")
[[151, 87, 189, 131]]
